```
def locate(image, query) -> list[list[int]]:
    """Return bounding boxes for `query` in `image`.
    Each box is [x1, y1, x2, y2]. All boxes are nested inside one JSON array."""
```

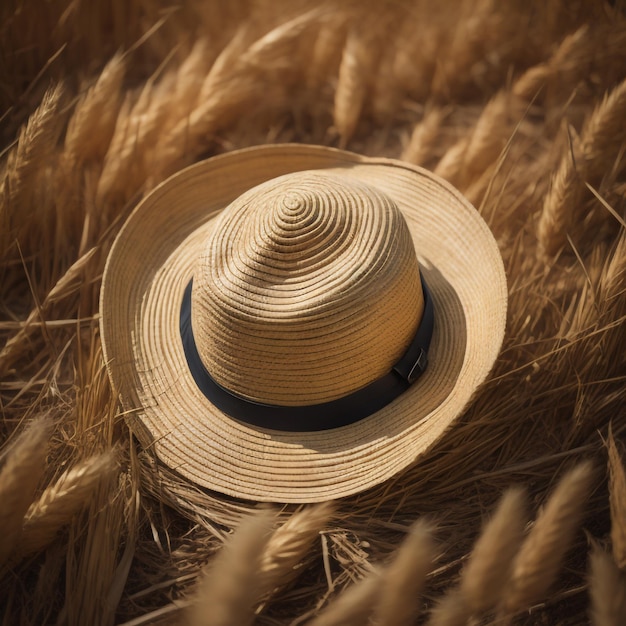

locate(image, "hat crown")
[[191, 170, 424, 407]]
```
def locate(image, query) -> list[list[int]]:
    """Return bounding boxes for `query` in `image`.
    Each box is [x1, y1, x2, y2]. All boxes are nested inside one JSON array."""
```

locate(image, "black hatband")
[[179, 277, 434, 431]]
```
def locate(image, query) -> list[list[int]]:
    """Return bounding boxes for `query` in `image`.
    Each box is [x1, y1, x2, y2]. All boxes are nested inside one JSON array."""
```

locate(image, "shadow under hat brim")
[[100, 144, 507, 503]]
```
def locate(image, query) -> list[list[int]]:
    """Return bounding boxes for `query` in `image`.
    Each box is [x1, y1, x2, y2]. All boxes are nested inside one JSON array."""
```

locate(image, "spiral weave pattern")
[[191, 171, 423, 406]]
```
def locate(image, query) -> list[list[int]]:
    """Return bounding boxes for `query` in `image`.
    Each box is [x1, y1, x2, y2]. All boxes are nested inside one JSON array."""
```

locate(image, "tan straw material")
[[100, 144, 507, 503]]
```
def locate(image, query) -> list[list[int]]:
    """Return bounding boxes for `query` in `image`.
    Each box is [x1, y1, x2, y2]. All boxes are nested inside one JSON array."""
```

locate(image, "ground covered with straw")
[[1, 1, 626, 624]]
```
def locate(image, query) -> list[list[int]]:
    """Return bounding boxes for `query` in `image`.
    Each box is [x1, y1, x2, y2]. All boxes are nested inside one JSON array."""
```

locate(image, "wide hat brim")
[[100, 144, 507, 503]]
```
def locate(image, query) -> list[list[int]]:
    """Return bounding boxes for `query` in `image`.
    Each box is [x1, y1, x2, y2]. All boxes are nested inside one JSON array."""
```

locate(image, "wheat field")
[[1, 0, 626, 624]]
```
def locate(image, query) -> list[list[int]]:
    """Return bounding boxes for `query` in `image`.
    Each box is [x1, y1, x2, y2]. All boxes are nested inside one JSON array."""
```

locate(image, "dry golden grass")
[[1, 1, 625, 624]]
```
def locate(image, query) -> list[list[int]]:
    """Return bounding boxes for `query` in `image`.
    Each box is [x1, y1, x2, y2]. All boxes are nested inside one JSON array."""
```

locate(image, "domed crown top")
[[190, 170, 424, 407]]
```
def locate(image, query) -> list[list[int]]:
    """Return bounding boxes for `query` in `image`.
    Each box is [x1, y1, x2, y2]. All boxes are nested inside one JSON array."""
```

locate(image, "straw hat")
[[100, 144, 507, 503]]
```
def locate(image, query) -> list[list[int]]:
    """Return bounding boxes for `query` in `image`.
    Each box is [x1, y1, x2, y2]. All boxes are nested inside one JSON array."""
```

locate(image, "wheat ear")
[[64, 53, 126, 163], [425, 590, 469, 626], [452, 28, 587, 195], [459, 487, 528, 614], [589, 546, 626, 626], [512, 26, 588, 102], [307, 18, 346, 91], [96, 74, 167, 202], [0, 418, 52, 566], [334, 25, 378, 147], [153, 12, 320, 184], [0, 247, 97, 375], [539, 77, 626, 256], [402, 108, 447, 166], [185, 509, 275, 626], [458, 91, 513, 189], [537, 125, 580, 257], [434, 136, 471, 186], [568, 76, 626, 246], [579, 76, 626, 167], [2, 83, 64, 212], [373, 520, 436, 626], [501, 462, 594, 616], [307, 569, 381, 626], [598, 230, 626, 309], [258, 502, 334, 596], [0, 84, 64, 256], [608, 431, 626, 569], [19, 451, 118, 557], [430, 0, 499, 100]]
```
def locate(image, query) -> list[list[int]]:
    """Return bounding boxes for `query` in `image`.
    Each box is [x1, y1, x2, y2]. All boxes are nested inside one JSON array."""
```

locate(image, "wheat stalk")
[[152, 11, 323, 186], [373, 520, 435, 626], [370, 11, 405, 122], [442, 25, 590, 201], [173, 38, 213, 101], [425, 590, 469, 626], [63, 469, 135, 626], [537, 124, 581, 257], [185, 508, 275, 626], [0, 417, 52, 566], [434, 136, 471, 185], [19, 451, 118, 558], [402, 108, 447, 166], [539, 76, 626, 256], [258, 502, 334, 597], [500, 462, 594, 616], [240, 8, 322, 71], [459, 487, 528, 614], [334, 24, 379, 147], [97, 38, 214, 198], [0, 247, 97, 375], [430, 0, 500, 100], [307, 569, 381, 626], [391, 3, 440, 103], [64, 53, 126, 164], [513, 26, 589, 102], [96, 76, 165, 201], [307, 17, 346, 91], [598, 230, 626, 311], [589, 546, 626, 626], [458, 91, 514, 189], [0, 84, 64, 256], [580, 76, 626, 167], [607, 431, 626, 569], [2, 83, 64, 211], [423, 489, 528, 626], [567, 77, 626, 249]]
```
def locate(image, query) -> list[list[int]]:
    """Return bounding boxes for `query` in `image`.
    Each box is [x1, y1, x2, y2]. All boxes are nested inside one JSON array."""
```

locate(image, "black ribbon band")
[[180, 277, 434, 431]]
